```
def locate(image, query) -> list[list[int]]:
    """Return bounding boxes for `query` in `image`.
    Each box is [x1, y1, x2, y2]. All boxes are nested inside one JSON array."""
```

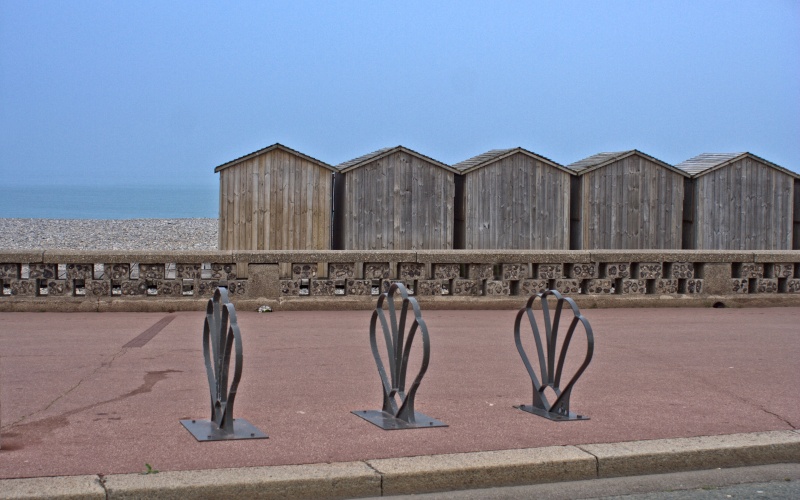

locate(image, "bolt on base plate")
[[180, 418, 268, 441], [515, 405, 590, 422], [352, 410, 448, 430]]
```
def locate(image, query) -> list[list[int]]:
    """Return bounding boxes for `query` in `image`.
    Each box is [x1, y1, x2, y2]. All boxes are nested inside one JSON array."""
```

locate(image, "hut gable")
[[675, 152, 799, 179], [333, 146, 456, 250], [568, 150, 686, 250], [566, 150, 689, 178], [335, 145, 459, 174], [453, 148, 572, 250], [214, 143, 335, 173], [677, 152, 796, 250], [216, 143, 335, 251]]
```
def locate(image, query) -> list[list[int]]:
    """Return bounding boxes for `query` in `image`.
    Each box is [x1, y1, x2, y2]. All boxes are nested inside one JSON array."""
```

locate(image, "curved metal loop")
[[369, 282, 431, 423], [202, 287, 244, 432], [514, 289, 594, 420]]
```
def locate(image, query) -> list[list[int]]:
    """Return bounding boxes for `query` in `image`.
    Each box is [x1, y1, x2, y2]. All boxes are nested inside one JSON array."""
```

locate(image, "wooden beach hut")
[[332, 146, 458, 250], [452, 148, 572, 249], [566, 150, 689, 250], [215, 143, 335, 250], [676, 152, 798, 250]]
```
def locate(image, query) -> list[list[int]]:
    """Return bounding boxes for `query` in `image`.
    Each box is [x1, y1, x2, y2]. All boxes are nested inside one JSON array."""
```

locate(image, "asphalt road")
[[374, 464, 800, 500]]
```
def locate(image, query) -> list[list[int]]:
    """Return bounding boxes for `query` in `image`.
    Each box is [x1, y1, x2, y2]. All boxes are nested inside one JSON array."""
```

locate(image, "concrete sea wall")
[[1, 249, 799, 312]]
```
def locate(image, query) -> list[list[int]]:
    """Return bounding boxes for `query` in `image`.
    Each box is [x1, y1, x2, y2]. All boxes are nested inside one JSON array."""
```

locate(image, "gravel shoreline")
[[0, 219, 218, 251]]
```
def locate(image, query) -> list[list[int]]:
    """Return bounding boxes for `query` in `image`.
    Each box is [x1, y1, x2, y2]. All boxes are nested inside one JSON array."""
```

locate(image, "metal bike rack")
[[353, 282, 447, 430], [181, 287, 267, 441], [514, 289, 594, 421]]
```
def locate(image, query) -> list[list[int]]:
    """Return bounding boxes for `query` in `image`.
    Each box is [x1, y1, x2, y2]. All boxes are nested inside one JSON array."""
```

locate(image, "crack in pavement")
[[2, 346, 131, 430], [0, 369, 182, 449]]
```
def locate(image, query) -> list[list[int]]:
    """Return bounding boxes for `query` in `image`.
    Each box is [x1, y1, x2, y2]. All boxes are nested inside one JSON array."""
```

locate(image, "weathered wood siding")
[[693, 157, 794, 250], [462, 154, 570, 249], [340, 151, 454, 250], [794, 179, 800, 250], [581, 156, 684, 249], [218, 149, 333, 250]]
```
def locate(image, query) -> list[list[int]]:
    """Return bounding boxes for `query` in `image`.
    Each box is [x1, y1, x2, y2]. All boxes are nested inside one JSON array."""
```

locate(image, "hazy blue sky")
[[1, 0, 798, 188]]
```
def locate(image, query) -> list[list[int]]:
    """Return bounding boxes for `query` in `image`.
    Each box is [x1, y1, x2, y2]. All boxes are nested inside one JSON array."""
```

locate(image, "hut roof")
[[675, 152, 798, 179], [335, 146, 459, 174], [214, 143, 335, 173], [566, 150, 689, 178], [452, 147, 570, 174]]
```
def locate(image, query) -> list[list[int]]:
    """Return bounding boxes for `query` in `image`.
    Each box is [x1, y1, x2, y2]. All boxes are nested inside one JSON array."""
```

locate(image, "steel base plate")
[[352, 410, 448, 430], [515, 405, 590, 422], [180, 418, 268, 441]]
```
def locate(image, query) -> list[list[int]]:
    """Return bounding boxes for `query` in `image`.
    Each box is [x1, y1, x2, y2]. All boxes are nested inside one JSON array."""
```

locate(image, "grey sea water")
[[1, 184, 218, 219]]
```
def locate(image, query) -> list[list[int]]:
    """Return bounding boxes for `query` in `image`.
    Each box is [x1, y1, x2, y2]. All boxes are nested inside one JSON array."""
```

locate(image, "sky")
[[1, 0, 798, 188]]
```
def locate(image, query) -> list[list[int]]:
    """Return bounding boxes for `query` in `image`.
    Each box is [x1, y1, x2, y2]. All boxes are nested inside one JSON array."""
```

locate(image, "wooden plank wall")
[[694, 157, 794, 250], [218, 150, 332, 250], [581, 155, 684, 249], [463, 154, 570, 249], [794, 179, 800, 250], [341, 151, 454, 250]]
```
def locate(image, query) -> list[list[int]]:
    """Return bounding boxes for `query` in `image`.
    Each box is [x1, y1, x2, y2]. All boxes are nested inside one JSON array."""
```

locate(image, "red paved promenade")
[[0, 307, 798, 480]]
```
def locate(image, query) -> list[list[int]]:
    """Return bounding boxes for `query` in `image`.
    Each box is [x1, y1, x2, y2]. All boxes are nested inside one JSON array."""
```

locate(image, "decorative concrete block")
[[29, 264, 56, 279], [555, 279, 581, 294], [176, 264, 200, 279], [739, 263, 764, 279], [621, 279, 646, 294], [452, 279, 478, 296], [88, 280, 111, 296], [227, 280, 247, 296], [156, 280, 182, 296], [210, 263, 236, 280], [731, 279, 749, 294], [292, 263, 317, 279], [521, 279, 549, 296], [284, 280, 300, 296], [105, 264, 130, 280], [773, 263, 794, 279], [42, 280, 65, 296], [468, 263, 494, 280], [415, 280, 443, 296], [338, 279, 365, 295], [656, 279, 678, 294], [0, 263, 19, 279], [434, 263, 460, 280], [398, 263, 424, 280], [312, 280, 336, 296], [364, 263, 390, 279], [787, 279, 800, 293], [756, 278, 778, 293], [66, 264, 93, 280], [329, 263, 355, 279], [121, 280, 146, 296], [687, 279, 703, 294], [670, 262, 694, 279], [605, 263, 630, 279], [637, 263, 662, 279], [570, 263, 597, 279], [139, 264, 165, 280], [586, 279, 613, 294], [10, 279, 35, 296], [502, 263, 528, 281], [537, 264, 563, 280], [485, 280, 510, 295]]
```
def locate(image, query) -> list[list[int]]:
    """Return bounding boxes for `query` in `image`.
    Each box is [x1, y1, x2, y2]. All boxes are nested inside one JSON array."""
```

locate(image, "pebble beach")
[[0, 219, 218, 251]]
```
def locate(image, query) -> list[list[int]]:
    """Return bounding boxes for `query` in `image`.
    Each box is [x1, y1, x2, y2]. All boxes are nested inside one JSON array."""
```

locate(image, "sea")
[[0, 185, 218, 219]]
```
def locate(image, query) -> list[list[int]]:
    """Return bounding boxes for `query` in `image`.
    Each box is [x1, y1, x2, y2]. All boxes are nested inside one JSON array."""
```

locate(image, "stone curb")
[[3, 294, 800, 313], [1, 431, 798, 499]]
